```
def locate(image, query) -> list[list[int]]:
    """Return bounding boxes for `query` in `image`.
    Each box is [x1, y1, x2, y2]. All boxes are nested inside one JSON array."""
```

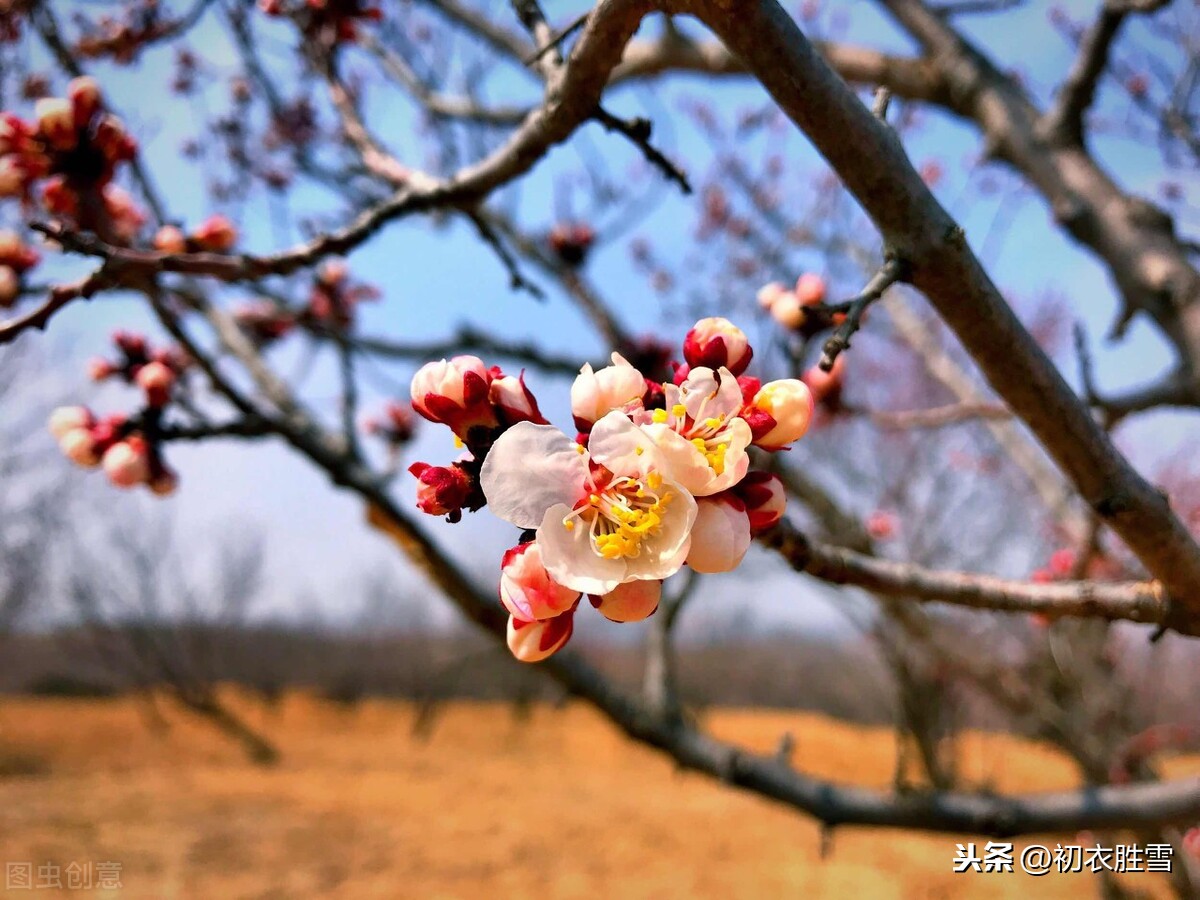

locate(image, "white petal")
[[536, 504, 626, 595], [588, 411, 662, 477], [686, 498, 751, 574], [480, 423, 588, 527], [624, 480, 697, 581], [640, 424, 713, 495]]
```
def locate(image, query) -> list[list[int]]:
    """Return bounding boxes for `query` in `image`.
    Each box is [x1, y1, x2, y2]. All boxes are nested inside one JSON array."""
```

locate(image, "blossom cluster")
[[408, 318, 809, 663], [0, 77, 142, 241], [153, 214, 239, 255], [0, 228, 39, 308], [48, 331, 189, 494], [258, 0, 382, 45]]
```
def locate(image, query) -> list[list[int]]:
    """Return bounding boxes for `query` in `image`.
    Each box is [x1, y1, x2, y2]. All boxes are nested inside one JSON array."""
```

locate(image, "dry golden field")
[[0, 693, 1192, 899]]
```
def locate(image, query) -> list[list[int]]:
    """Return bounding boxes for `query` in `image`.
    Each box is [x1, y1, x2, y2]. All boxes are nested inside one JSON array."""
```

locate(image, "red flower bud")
[[409, 461, 473, 521], [489, 372, 547, 427], [734, 472, 787, 533], [506, 609, 574, 663], [191, 214, 237, 252], [683, 316, 753, 376]]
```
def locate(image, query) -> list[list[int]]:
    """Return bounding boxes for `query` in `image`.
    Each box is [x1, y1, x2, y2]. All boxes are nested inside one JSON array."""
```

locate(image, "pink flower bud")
[[866, 510, 897, 541], [803, 356, 845, 407], [570, 353, 646, 432], [757, 281, 787, 309], [683, 317, 753, 376], [48, 405, 94, 440], [734, 472, 787, 533], [506, 610, 574, 663], [499, 542, 580, 622], [35, 97, 77, 150], [0, 265, 16, 308], [489, 372, 547, 427], [794, 273, 826, 306], [768, 291, 806, 330], [410, 356, 498, 438], [749, 379, 814, 450], [0, 229, 38, 272], [589, 579, 661, 623], [191, 214, 237, 252], [58, 428, 101, 468], [102, 186, 146, 243], [0, 157, 25, 198], [1048, 548, 1076, 577], [102, 438, 151, 488], [68, 76, 102, 127], [153, 225, 187, 254], [136, 360, 176, 407], [408, 461, 473, 519], [686, 495, 752, 574]]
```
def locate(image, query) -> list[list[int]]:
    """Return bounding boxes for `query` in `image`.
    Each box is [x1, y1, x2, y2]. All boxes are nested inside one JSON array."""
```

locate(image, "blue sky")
[[6, 0, 1197, 637]]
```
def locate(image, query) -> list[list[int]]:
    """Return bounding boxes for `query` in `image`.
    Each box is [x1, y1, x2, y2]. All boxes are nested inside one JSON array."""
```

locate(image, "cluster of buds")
[[301, 260, 378, 330], [87, 330, 188, 408], [0, 77, 141, 240], [407, 358, 548, 523], [258, 0, 382, 45], [153, 214, 238, 254], [48, 406, 178, 494], [547, 222, 595, 267], [232, 300, 296, 345], [363, 402, 416, 451], [410, 317, 807, 663], [74, 1, 177, 63], [758, 273, 840, 335], [0, 228, 39, 308]]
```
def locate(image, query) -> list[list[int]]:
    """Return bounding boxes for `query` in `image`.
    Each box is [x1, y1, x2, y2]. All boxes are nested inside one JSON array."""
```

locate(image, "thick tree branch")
[[760, 519, 1167, 626], [669, 0, 1200, 634]]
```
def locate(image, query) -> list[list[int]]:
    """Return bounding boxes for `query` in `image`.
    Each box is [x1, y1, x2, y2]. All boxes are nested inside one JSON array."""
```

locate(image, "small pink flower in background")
[[507, 611, 575, 663], [1048, 548, 1076, 577], [803, 355, 845, 409], [190, 214, 237, 252], [34, 97, 75, 150], [499, 542, 580, 622], [589, 579, 661, 623], [49, 406, 95, 441], [570, 352, 646, 432], [153, 224, 187, 254], [757, 282, 787, 310], [686, 494, 751, 574], [0, 265, 17, 307], [794, 273, 826, 306], [735, 471, 787, 533], [102, 436, 151, 488], [135, 360, 176, 408], [683, 317, 753, 376], [866, 510, 898, 541], [1183, 827, 1200, 859], [748, 379, 814, 450]]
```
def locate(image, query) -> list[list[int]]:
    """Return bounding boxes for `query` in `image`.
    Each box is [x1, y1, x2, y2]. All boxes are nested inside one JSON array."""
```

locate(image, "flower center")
[[652, 402, 732, 475], [563, 472, 674, 560]]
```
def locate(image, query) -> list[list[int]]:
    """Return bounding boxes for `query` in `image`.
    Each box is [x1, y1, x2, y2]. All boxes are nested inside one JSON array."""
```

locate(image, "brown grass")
[[0, 693, 1191, 899]]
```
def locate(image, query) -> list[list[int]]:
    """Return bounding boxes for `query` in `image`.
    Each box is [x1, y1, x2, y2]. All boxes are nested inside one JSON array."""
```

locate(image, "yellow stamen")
[[651, 409, 669, 424]]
